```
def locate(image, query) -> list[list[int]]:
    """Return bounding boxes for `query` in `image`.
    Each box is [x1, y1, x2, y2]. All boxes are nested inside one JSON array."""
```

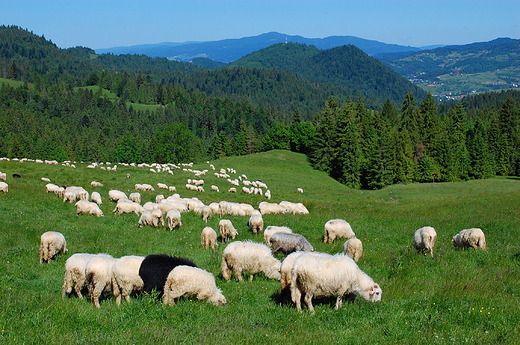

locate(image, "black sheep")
[[138, 254, 197, 295]]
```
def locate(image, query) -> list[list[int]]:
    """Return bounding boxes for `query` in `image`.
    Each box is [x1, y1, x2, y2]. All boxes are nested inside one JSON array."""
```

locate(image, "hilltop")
[[377, 38, 520, 100]]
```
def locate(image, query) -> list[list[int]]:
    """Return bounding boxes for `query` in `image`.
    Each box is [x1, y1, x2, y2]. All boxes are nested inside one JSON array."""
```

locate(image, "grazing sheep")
[[91, 191, 102, 205], [85, 253, 116, 308], [195, 205, 212, 223], [211, 185, 220, 192], [138, 254, 197, 294], [343, 238, 363, 262], [270, 232, 314, 254], [45, 183, 60, 194], [111, 255, 145, 306], [228, 187, 237, 193], [263, 225, 293, 246], [166, 209, 182, 231], [0, 172, 6, 181], [413, 226, 437, 257], [297, 188, 304, 193], [163, 266, 226, 306], [259, 201, 287, 215], [279, 201, 309, 215], [90, 181, 104, 187], [248, 213, 264, 234], [452, 228, 487, 250], [0, 181, 8, 193], [324, 219, 355, 243], [39, 231, 68, 263], [112, 201, 145, 215], [280, 251, 306, 293], [221, 241, 281, 282], [75, 200, 104, 217], [129, 192, 141, 204], [109, 189, 127, 202], [290, 252, 382, 313], [138, 209, 164, 228], [201, 227, 217, 250], [62, 253, 98, 299], [219, 219, 238, 242]]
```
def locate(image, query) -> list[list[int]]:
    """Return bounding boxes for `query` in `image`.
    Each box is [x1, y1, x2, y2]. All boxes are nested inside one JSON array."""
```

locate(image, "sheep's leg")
[[304, 293, 315, 313], [291, 285, 302, 311], [235, 269, 243, 282], [335, 296, 343, 310]]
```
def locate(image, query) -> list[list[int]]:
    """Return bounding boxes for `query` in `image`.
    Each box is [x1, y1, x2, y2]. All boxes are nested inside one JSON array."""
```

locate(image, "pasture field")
[[1, 150, 520, 344]]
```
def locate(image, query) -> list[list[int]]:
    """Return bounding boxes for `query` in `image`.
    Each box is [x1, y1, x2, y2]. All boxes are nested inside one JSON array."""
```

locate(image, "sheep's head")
[[368, 284, 382, 302]]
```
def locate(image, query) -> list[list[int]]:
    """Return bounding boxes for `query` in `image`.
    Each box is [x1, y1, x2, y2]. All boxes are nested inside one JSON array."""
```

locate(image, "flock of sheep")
[[2, 158, 487, 313]]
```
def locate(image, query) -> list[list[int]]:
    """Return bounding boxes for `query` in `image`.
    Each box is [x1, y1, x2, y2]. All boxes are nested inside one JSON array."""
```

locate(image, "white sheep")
[[290, 252, 382, 313], [163, 266, 226, 306], [211, 185, 219, 192], [0, 172, 6, 181], [194, 205, 212, 223], [452, 228, 487, 250], [228, 187, 237, 193], [112, 201, 145, 215], [0, 181, 8, 193], [91, 191, 102, 205], [221, 240, 281, 282], [75, 200, 104, 217], [297, 188, 304, 193], [90, 181, 104, 187], [108, 189, 127, 202], [263, 225, 293, 246], [166, 209, 182, 231], [138, 209, 164, 228], [413, 226, 437, 257], [279, 201, 309, 215], [201, 227, 218, 250], [248, 214, 264, 234], [39, 231, 68, 263], [62, 253, 98, 299], [324, 219, 355, 243], [129, 192, 141, 204], [259, 201, 286, 215], [219, 219, 238, 242], [280, 251, 306, 292], [45, 183, 60, 194], [85, 253, 116, 308], [343, 237, 363, 262], [157, 183, 168, 189], [111, 255, 145, 306]]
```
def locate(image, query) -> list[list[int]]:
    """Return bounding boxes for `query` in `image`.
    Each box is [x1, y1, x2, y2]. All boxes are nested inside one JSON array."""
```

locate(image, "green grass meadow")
[[1, 150, 520, 344]]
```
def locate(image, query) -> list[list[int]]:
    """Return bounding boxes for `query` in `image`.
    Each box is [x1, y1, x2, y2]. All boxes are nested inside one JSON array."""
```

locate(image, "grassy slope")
[[1, 150, 520, 344]]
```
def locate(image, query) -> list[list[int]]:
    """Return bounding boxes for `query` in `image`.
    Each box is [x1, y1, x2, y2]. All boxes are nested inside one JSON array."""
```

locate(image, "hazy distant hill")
[[376, 37, 520, 98], [95, 32, 421, 63]]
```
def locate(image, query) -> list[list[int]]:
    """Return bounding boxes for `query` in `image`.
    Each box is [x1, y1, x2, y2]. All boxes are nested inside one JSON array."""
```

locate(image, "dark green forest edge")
[[1, 25, 520, 189]]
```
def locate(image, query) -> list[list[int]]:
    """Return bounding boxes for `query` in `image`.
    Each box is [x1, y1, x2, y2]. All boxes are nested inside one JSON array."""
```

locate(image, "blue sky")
[[3, 0, 519, 49]]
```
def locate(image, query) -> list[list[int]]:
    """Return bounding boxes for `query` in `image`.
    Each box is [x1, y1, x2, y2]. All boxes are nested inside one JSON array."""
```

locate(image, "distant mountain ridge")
[[95, 32, 421, 63]]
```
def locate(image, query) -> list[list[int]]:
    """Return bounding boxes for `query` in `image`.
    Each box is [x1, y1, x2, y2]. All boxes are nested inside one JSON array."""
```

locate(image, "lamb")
[[0, 181, 8, 193], [413, 226, 437, 257], [39, 231, 68, 263], [324, 219, 355, 243], [75, 200, 104, 217], [452, 228, 487, 250], [138, 209, 164, 228], [163, 266, 226, 306], [270, 232, 314, 254], [62, 253, 98, 299], [201, 227, 218, 250], [221, 241, 281, 282], [91, 191, 102, 205], [109, 189, 127, 202], [129, 192, 141, 204], [218, 219, 238, 242], [111, 255, 145, 306], [85, 253, 116, 308], [138, 254, 197, 295], [343, 237, 363, 262], [166, 209, 182, 231], [112, 201, 145, 215], [290, 252, 382, 313], [248, 213, 264, 234], [263, 225, 293, 246]]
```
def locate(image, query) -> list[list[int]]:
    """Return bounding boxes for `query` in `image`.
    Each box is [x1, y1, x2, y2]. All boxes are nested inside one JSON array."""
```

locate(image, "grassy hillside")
[[1, 150, 520, 343]]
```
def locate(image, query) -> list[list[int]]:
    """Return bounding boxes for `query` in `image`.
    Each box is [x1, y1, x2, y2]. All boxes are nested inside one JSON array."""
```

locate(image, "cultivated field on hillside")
[[1, 150, 519, 344]]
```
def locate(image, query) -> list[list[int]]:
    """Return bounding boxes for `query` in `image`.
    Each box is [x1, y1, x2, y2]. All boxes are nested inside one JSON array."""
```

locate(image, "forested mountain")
[[377, 38, 520, 97], [1, 25, 520, 190], [95, 31, 421, 63], [228, 43, 426, 107]]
